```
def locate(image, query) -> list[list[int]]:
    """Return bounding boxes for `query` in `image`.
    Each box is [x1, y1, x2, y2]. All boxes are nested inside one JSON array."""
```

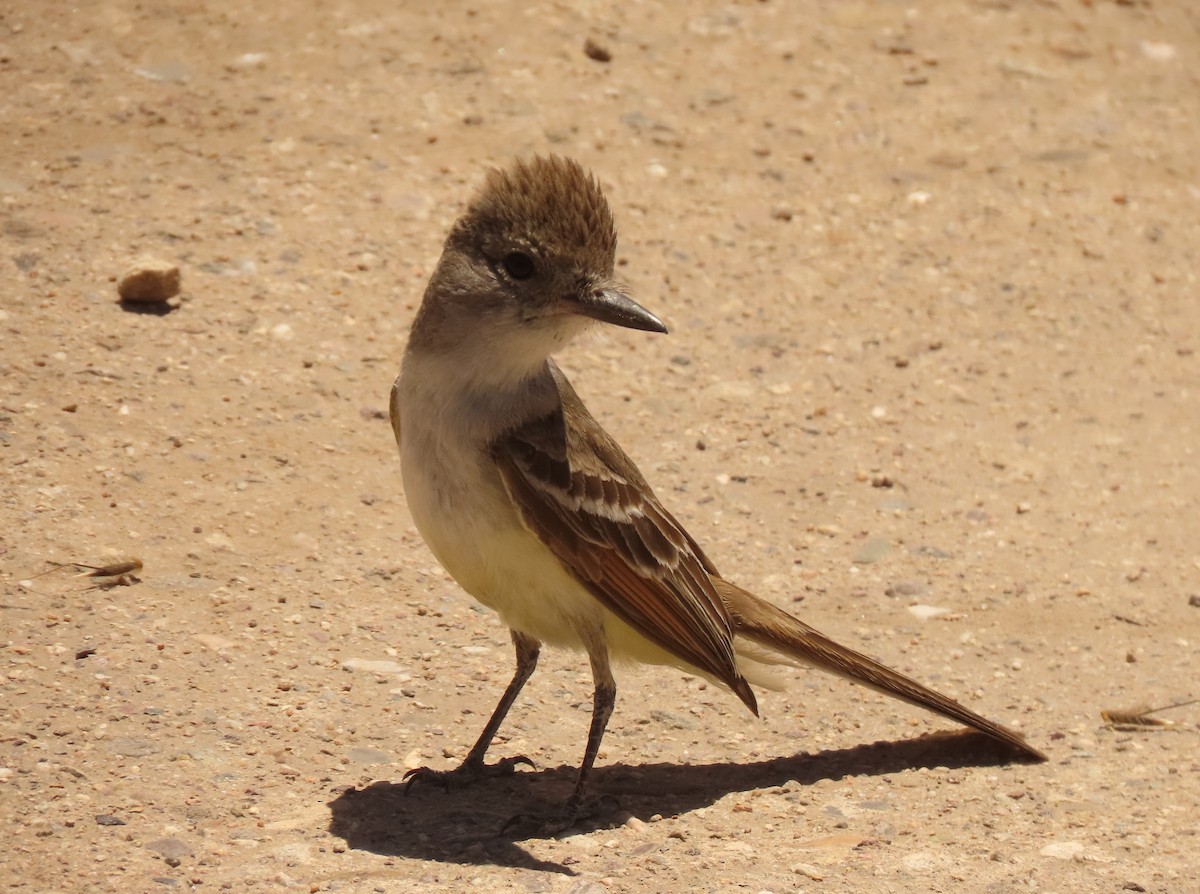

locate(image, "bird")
[[389, 154, 1045, 827]]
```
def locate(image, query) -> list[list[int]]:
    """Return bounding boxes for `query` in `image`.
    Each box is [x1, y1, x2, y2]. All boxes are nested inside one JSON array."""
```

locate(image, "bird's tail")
[[714, 577, 1047, 761]]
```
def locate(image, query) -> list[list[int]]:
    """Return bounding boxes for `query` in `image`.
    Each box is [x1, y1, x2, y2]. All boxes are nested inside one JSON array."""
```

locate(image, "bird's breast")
[[395, 376, 604, 648]]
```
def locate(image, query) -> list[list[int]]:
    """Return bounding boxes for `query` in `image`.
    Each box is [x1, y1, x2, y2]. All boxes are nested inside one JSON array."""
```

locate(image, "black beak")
[[573, 287, 668, 334]]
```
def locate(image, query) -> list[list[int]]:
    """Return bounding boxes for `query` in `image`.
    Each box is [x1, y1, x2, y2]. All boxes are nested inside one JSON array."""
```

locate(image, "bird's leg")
[[530, 643, 619, 835], [505, 642, 618, 835], [404, 629, 540, 792], [564, 647, 616, 817], [457, 630, 541, 769]]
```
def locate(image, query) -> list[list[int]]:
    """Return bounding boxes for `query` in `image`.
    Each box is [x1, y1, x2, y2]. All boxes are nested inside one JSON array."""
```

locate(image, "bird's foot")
[[402, 754, 535, 794], [502, 793, 620, 837]]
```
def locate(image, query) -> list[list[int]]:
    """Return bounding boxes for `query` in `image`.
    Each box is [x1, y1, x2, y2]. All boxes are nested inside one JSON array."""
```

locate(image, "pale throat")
[[400, 343, 557, 447]]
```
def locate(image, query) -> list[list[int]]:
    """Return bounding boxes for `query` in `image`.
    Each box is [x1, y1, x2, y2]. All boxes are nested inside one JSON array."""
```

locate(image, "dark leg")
[[564, 646, 616, 814], [501, 638, 619, 835], [404, 629, 541, 792]]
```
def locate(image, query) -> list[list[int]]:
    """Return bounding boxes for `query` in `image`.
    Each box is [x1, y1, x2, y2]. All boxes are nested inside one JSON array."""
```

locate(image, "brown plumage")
[[494, 365, 1044, 760], [393, 155, 1045, 829], [494, 366, 757, 715]]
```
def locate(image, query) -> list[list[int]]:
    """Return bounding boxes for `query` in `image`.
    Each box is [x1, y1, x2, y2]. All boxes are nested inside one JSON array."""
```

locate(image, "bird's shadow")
[[326, 731, 1040, 873]]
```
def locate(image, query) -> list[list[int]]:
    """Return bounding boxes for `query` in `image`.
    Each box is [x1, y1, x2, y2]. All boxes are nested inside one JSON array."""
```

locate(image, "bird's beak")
[[572, 286, 668, 334]]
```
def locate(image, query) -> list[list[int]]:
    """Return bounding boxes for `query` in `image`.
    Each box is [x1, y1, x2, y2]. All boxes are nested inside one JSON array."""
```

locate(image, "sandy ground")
[[3, 1, 1199, 891]]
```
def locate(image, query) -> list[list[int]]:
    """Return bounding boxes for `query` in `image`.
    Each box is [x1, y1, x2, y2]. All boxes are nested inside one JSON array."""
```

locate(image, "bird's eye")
[[502, 251, 536, 280]]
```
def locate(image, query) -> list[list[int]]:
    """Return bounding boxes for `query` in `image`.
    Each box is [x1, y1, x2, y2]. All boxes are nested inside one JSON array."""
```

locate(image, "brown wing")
[[492, 367, 757, 714]]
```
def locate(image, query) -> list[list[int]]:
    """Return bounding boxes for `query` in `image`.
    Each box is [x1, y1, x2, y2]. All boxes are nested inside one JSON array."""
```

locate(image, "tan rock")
[[117, 258, 180, 304]]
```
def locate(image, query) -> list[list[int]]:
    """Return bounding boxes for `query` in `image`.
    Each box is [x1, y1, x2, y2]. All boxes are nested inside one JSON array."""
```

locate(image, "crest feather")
[[456, 155, 617, 269]]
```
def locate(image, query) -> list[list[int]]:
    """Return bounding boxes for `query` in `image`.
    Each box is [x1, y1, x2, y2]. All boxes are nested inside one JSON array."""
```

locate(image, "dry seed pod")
[[1101, 699, 1197, 730]]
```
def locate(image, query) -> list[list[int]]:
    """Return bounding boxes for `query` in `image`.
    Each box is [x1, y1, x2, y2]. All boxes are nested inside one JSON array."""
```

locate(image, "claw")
[[402, 766, 449, 795], [402, 754, 537, 796], [501, 792, 620, 837], [500, 810, 543, 836]]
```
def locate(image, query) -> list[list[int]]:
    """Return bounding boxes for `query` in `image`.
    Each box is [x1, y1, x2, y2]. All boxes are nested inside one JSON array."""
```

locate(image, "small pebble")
[[792, 862, 826, 880], [346, 747, 393, 765], [852, 537, 890, 564], [1040, 840, 1084, 860], [908, 604, 951, 621], [341, 658, 409, 675], [117, 258, 180, 304], [145, 837, 194, 862], [1139, 41, 1176, 62], [228, 52, 267, 70], [134, 61, 190, 83], [108, 737, 161, 757], [583, 38, 612, 63], [902, 851, 939, 871]]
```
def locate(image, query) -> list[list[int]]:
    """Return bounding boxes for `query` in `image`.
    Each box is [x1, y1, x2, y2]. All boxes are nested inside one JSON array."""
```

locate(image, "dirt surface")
[[3, 2, 1199, 891]]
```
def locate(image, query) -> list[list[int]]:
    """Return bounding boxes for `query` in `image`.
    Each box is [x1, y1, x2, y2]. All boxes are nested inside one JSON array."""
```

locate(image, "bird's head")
[[413, 156, 666, 372]]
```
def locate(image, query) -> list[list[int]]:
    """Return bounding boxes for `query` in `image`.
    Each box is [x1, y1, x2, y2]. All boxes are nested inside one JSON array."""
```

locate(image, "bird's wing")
[[492, 368, 757, 713]]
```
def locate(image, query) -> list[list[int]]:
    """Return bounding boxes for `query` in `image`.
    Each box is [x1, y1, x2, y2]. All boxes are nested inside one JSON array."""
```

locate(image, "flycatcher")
[[391, 155, 1044, 826]]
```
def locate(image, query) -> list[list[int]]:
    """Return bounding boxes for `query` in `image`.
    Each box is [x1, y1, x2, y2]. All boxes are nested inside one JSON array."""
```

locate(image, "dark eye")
[[502, 251, 536, 280]]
